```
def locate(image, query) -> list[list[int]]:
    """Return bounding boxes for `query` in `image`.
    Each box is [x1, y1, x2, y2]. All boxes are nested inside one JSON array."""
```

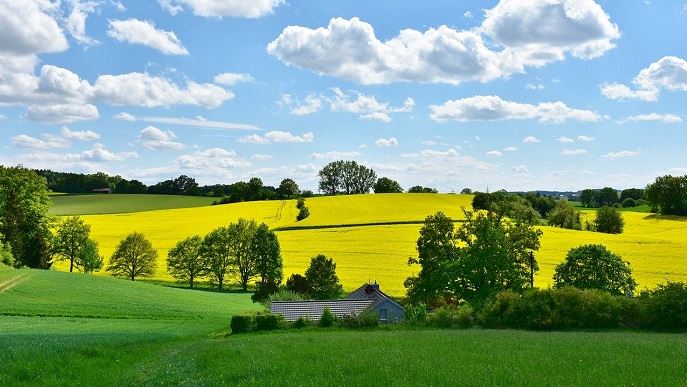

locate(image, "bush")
[[622, 198, 637, 208], [286, 274, 311, 296], [211, 196, 237, 206], [230, 315, 254, 334], [479, 288, 627, 330], [0, 241, 13, 267], [547, 200, 582, 230], [268, 289, 303, 303], [296, 198, 305, 209], [339, 309, 380, 328], [405, 303, 428, 325], [640, 282, 687, 331], [428, 305, 474, 329], [319, 307, 335, 327], [255, 313, 283, 331], [292, 316, 312, 329], [594, 206, 624, 234], [296, 206, 310, 221]]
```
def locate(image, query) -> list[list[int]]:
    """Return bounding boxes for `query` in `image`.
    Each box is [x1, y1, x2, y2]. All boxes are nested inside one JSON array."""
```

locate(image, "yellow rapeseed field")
[[54, 194, 687, 296]]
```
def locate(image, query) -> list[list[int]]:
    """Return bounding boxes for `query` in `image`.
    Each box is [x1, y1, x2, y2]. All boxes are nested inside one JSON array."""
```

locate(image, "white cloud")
[[26, 103, 99, 123], [602, 150, 642, 159], [81, 143, 138, 161], [159, 0, 285, 18], [251, 154, 273, 161], [560, 149, 588, 156], [66, 0, 100, 47], [511, 165, 528, 173], [375, 137, 399, 147], [557, 136, 575, 143], [523, 136, 540, 143], [12, 134, 68, 149], [577, 135, 594, 142], [487, 150, 503, 157], [267, 2, 618, 85], [114, 113, 260, 130], [108, 18, 189, 55], [239, 131, 314, 144], [622, 113, 682, 123], [0, 0, 68, 56], [288, 94, 322, 116], [525, 82, 545, 90], [94, 72, 232, 108], [213, 72, 254, 86], [463, 11, 473, 19], [504, 146, 517, 152], [176, 148, 250, 170], [310, 151, 362, 160], [61, 126, 100, 140], [429, 95, 600, 123], [601, 56, 687, 101], [139, 126, 184, 150]]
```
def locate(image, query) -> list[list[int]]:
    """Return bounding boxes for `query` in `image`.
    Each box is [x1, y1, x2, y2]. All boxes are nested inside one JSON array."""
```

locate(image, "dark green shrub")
[[622, 198, 637, 208], [405, 303, 428, 325], [554, 244, 636, 295], [594, 206, 624, 234], [292, 316, 312, 329], [296, 206, 310, 221], [357, 309, 380, 328], [286, 274, 311, 296], [230, 315, 254, 334], [319, 307, 335, 327], [478, 290, 521, 328], [255, 313, 283, 331], [296, 198, 305, 209], [338, 314, 360, 328], [640, 282, 687, 331], [428, 305, 474, 329]]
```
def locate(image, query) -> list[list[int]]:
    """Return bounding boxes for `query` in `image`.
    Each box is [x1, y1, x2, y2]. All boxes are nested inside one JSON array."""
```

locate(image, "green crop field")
[[50, 194, 218, 215], [51, 193, 687, 296]]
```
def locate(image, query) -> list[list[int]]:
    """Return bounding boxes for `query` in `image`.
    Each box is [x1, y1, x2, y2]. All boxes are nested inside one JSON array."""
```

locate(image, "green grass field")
[[50, 194, 217, 215], [3, 267, 686, 384]]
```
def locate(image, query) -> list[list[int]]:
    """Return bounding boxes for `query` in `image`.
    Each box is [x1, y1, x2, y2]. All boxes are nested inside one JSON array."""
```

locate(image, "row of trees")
[[646, 175, 687, 215], [579, 187, 645, 208], [318, 161, 377, 195]]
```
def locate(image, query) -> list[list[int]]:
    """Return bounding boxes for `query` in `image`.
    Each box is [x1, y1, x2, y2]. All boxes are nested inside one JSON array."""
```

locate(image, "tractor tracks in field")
[[271, 200, 287, 224], [0, 272, 32, 293]]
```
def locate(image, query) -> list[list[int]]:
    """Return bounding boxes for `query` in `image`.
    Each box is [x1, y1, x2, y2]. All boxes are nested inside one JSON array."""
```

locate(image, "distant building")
[[270, 283, 405, 323], [92, 188, 112, 194]]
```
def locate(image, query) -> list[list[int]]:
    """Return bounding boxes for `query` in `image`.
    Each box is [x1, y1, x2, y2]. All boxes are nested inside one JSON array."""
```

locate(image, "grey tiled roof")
[[270, 299, 374, 322]]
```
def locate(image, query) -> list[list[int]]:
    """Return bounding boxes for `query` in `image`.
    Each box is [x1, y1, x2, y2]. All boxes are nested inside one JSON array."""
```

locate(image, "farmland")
[[2, 270, 686, 385], [50, 194, 687, 296], [50, 194, 218, 215]]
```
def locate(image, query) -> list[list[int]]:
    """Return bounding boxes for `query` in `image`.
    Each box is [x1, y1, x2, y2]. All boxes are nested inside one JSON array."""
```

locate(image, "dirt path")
[[0, 272, 32, 293]]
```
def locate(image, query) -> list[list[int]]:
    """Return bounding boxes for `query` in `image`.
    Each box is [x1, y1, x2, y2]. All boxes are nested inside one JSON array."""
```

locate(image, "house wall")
[[373, 299, 406, 322]]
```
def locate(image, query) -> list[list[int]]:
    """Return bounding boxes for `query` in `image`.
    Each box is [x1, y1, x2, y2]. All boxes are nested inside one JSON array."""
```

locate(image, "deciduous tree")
[[201, 226, 233, 290], [305, 255, 343, 299], [53, 216, 91, 272], [373, 177, 403, 193], [594, 206, 624, 234], [78, 239, 103, 273], [167, 235, 206, 288], [553, 244, 636, 295], [107, 232, 157, 281]]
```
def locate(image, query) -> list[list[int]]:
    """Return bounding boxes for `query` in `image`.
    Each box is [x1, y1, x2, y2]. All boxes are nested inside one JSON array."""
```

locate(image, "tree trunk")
[[69, 258, 74, 272], [190, 275, 194, 288]]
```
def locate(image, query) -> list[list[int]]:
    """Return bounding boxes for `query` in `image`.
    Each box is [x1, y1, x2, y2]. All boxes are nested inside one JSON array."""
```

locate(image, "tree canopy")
[[107, 232, 157, 281], [167, 235, 205, 288], [305, 255, 343, 299], [553, 244, 636, 295], [53, 216, 91, 272], [374, 177, 403, 193], [318, 160, 377, 195], [646, 175, 687, 215], [594, 206, 624, 234]]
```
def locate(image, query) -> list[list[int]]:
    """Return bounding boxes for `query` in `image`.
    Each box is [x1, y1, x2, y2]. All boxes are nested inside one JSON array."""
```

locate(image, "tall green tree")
[[228, 218, 258, 291], [201, 226, 233, 290], [277, 178, 299, 199], [594, 206, 624, 234], [554, 244, 636, 295], [305, 254, 343, 299], [0, 166, 53, 268], [317, 160, 377, 195], [645, 175, 687, 215], [77, 239, 104, 273], [547, 200, 582, 230], [53, 216, 91, 272], [251, 224, 283, 302], [373, 177, 403, 193], [167, 235, 206, 288], [406, 210, 542, 305], [107, 232, 157, 281]]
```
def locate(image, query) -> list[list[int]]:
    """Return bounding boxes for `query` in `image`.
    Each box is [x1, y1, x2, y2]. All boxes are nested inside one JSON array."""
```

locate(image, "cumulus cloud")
[[602, 150, 642, 159], [523, 136, 540, 143], [577, 135, 594, 142], [601, 56, 687, 101], [139, 126, 184, 150], [429, 95, 600, 123], [214, 72, 254, 86], [504, 146, 517, 152], [61, 126, 100, 140], [487, 150, 503, 157], [81, 143, 139, 161], [251, 154, 273, 161], [560, 149, 588, 156], [107, 18, 189, 55], [286, 93, 323, 116], [239, 131, 314, 145], [375, 137, 399, 147], [267, 1, 618, 85], [557, 136, 575, 143], [26, 103, 99, 124], [159, 0, 285, 18], [0, 0, 68, 56], [66, 0, 100, 46], [621, 113, 682, 123], [177, 148, 250, 171]]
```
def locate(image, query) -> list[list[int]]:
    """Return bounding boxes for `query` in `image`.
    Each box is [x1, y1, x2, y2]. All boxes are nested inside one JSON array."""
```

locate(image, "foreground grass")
[[50, 194, 217, 215], [2, 326, 685, 385]]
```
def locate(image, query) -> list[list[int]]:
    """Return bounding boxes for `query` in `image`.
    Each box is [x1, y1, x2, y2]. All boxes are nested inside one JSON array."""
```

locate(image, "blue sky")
[[1, 0, 686, 192]]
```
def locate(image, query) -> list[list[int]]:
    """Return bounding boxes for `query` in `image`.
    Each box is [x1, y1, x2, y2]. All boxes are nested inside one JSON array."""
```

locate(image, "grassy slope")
[[50, 194, 217, 215], [51, 194, 687, 296]]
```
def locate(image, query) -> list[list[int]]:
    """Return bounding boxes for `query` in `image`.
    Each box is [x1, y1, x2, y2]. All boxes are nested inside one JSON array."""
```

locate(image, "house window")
[[379, 308, 388, 321]]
